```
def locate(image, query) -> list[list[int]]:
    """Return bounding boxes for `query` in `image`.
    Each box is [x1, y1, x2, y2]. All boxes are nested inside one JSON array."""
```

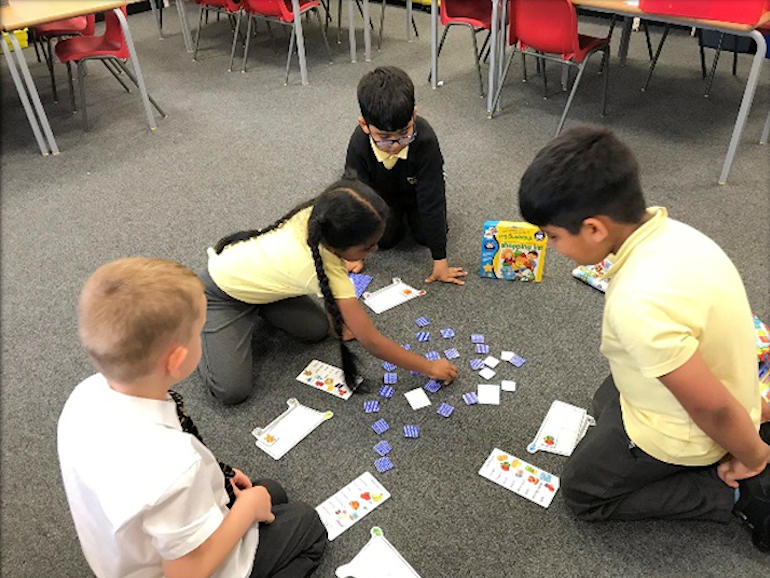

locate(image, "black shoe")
[[734, 470, 770, 553]]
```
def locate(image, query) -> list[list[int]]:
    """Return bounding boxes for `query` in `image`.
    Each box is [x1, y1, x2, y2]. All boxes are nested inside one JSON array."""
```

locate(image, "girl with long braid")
[[199, 177, 458, 405]]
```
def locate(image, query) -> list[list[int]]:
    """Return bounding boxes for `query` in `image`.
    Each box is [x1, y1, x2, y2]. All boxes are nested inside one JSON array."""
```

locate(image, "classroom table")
[[1, 0, 158, 156]]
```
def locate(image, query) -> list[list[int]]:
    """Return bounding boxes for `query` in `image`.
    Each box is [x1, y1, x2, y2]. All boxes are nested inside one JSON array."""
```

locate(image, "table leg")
[[362, 0, 371, 62], [718, 29, 766, 184], [430, 0, 438, 88], [114, 8, 158, 129], [149, 0, 163, 40], [175, 0, 194, 52], [618, 16, 632, 65], [486, 0, 500, 115], [290, 0, 309, 84], [406, 0, 413, 42], [1, 38, 49, 155], [9, 32, 59, 154], [349, 0, 357, 62]]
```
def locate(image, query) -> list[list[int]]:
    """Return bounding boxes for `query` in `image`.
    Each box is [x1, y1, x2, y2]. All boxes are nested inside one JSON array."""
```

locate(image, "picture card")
[[478, 448, 559, 508], [527, 400, 595, 457], [252, 398, 333, 460], [501, 380, 517, 392], [296, 359, 362, 400], [478, 367, 496, 380], [477, 383, 500, 405], [335, 527, 422, 578], [316, 472, 391, 541], [362, 278, 425, 314], [404, 387, 431, 410]]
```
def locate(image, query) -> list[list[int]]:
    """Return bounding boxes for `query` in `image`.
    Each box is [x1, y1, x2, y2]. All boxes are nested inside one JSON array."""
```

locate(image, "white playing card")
[[477, 383, 500, 405], [478, 367, 496, 380], [404, 387, 431, 410], [483, 355, 500, 368], [501, 380, 517, 392], [500, 351, 514, 362]]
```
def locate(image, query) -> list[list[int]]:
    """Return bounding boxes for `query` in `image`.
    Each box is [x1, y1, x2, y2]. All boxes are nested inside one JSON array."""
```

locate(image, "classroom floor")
[[2, 4, 769, 577]]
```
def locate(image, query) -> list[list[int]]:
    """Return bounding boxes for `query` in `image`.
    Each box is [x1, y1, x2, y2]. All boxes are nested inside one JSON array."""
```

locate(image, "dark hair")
[[357, 66, 415, 131], [518, 126, 646, 233], [214, 177, 388, 389]]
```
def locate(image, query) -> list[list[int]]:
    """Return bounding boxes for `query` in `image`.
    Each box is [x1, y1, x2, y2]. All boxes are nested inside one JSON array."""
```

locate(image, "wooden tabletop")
[[573, 0, 770, 32], [1, 0, 140, 32]]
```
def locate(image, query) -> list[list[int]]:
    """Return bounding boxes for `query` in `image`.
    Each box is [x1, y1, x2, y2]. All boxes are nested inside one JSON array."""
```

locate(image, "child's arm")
[[337, 298, 458, 383], [163, 485, 274, 578], [658, 351, 770, 487]]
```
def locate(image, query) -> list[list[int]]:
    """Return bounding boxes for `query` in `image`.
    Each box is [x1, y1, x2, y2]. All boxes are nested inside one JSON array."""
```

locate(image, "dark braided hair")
[[307, 178, 388, 389], [213, 177, 388, 390]]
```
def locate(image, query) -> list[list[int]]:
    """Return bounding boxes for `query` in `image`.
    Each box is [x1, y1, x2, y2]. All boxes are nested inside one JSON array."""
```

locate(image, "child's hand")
[[231, 468, 253, 490], [717, 449, 770, 488], [427, 359, 458, 384], [233, 484, 275, 524], [345, 259, 364, 273], [426, 259, 468, 286]]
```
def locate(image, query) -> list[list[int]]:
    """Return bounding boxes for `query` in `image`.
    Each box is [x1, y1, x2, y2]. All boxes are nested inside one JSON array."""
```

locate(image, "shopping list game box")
[[479, 220, 547, 282]]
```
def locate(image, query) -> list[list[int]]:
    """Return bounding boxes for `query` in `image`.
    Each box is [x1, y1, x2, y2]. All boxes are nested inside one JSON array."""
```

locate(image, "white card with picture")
[[478, 448, 559, 508], [296, 359, 361, 400], [316, 472, 391, 541]]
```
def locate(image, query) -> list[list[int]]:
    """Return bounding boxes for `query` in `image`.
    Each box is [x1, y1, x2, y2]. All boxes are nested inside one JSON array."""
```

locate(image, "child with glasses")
[[344, 66, 468, 286]]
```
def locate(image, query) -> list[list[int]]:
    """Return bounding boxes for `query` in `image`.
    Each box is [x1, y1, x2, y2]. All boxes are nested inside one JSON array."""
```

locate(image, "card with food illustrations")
[[527, 400, 595, 457], [316, 472, 391, 541], [478, 448, 559, 508], [296, 359, 362, 400]]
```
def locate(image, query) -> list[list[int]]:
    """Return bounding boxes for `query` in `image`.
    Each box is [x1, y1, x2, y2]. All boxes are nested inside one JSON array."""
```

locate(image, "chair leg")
[[601, 47, 610, 117], [542, 55, 548, 99], [115, 59, 167, 118], [555, 62, 585, 136], [44, 37, 58, 103], [428, 26, 450, 83], [193, 4, 205, 61], [641, 23, 669, 92], [66, 61, 77, 112], [241, 14, 253, 73], [732, 50, 738, 76], [337, 0, 343, 44], [522, 53, 528, 82], [470, 27, 485, 98], [228, 10, 243, 72], [704, 33, 725, 98], [378, 0, 386, 50], [285, 26, 296, 86], [479, 30, 491, 62], [642, 21, 653, 61], [77, 61, 88, 131], [102, 60, 131, 92], [490, 48, 516, 118], [315, 8, 333, 62], [698, 30, 707, 78]]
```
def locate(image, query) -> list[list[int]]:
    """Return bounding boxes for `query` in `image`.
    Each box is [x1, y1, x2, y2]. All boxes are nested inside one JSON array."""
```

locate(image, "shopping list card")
[[362, 278, 426, 314], [478, 448, 559, 508], [251, 398, 333, 460], [335, 527, 422, 578], [527, 400, 595, 457], [296, 359, 362, 400], [316, 472, 391, 541]]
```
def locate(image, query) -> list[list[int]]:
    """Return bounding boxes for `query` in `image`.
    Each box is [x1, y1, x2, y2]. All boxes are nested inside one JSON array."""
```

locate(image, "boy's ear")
[[165, 344, 189, 379], [358, 117, 369, 134], [581, 217, 610, 242]]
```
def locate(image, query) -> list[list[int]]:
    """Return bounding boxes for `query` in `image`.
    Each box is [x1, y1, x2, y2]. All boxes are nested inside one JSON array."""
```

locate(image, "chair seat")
[[36, 16, 90, 37], [55, 35, 127, 63], [442, 0, 492, 29], [573, 34, 609, 63], [244, 0, 320, 22]]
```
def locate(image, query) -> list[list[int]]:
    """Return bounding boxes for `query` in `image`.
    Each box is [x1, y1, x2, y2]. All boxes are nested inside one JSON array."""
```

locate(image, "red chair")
[[34, 14, 96, 102], [491, 0, 611, 135], [192, 0, 244, 70], [55, 8, 165, 131], [429, 0, 493, 97], [238, 0, 331, 83]]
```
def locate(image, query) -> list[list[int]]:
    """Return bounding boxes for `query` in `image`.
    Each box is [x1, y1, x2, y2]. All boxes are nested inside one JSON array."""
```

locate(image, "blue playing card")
[[475, 343, 490, 354], [415, 316, 430, 327], [402, 344, 411, 351], [463, 392, 479, 405], [384, 372, 398, 384], [373, 440, 392, 456], [374, 456, 394, 473], [364, 400, 380, 413], [416, 331, 430, 342], [348, 273, 373, 298], [424, 351, 440, 361], [423, 379, 441, 393], [470, 334, 485, 344], [440, 328, 455, 339], [379, 385, 395, 399], [410, 370, 423, 377], [469, 358, 484, 370], [510, 353, 526, 367], [372, 418, 390, 435], [403, 424, 420, 438], [382, 361, 397, 372], [437, 402, 454, 417], [444, 348, 460, 359]]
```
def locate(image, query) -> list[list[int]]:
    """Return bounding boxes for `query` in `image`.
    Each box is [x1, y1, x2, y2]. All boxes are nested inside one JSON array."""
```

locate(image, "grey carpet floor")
[[2, 4, 769, 577]]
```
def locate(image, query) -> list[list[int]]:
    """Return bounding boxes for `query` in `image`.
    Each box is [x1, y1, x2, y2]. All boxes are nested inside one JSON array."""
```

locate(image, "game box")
[[479, 220, 548, 282]]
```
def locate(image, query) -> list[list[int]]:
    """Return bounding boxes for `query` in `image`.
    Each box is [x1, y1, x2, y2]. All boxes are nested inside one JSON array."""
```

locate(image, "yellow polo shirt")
[[601, 207, 761, 466], [370, 137, 409, 170], [206, 207, 356, 304]]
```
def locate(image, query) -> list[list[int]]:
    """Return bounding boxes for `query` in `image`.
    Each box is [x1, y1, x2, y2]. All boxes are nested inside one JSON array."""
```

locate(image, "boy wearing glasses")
[[344, 66, 467, 286]]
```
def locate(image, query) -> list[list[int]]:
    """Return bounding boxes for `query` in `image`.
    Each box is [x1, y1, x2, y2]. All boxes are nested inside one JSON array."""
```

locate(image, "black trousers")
[[377, 203, 428, 251], [561, 375, 735, 522], [249, 480, 327, 578]]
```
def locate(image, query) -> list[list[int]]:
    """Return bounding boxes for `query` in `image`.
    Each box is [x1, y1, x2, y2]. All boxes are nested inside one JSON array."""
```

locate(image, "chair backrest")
[[243, 0, 295, 21], [640, 0, 770, 26], [440, 0, 492, 27], [83, 14, 96, 36], [513, 0, 579, 57], [103, 7, 129, 59]]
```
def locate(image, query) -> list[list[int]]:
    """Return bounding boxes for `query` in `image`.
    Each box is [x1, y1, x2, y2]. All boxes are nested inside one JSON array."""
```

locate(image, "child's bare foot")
[[345, 259, 364, 273]]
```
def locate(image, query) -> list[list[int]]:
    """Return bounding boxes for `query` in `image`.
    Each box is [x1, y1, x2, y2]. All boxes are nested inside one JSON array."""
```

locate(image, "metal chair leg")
[[285, 26, 296, 86], [704, 33, 725, 98], [490, 48, 517, 118], [555, 61, 586, 136], [642, 21, 653, 61], [102, 59, 131, 92], [522, 52, 528, 82], [641, 23, 669, 92], [470, 27, 485, 97], [428, 26, 450, 83], [77, 60, 88, 131], [66, 61, 77, 112], [542, 55, 548, 99], [241, 13, 253, 72], [114, 59, 167, 118], [732, 50, 738, 76], [315, 8, 333, 62], [228, 10, 243, 72], [378, 0, 386, 50], [193, 4, 205, 61], [337, 0, 342, 44], [600, 47, 610, 116], [698, 30, 707, 78]]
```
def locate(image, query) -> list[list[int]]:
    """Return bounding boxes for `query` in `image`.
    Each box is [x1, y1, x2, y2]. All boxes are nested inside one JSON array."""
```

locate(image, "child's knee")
[[299, 315, 329, 343], [199, 367, 253, 406], [561, 460, 606, 521]]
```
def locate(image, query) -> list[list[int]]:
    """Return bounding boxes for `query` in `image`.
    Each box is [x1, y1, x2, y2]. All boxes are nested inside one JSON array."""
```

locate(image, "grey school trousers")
[[198, 270, 329, 405], [561, 375, 735, 522]]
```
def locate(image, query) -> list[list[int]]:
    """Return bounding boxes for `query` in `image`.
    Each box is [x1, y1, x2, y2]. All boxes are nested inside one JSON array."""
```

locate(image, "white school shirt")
[[58, 374, 258, 578]]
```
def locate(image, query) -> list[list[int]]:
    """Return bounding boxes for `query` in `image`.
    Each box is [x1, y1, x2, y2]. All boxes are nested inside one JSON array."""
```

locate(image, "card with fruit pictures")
[[478, 448, 559, 508], [316, 472, 391, 541], [526, 400, 595, 457], [296, 359, 362, 400]]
